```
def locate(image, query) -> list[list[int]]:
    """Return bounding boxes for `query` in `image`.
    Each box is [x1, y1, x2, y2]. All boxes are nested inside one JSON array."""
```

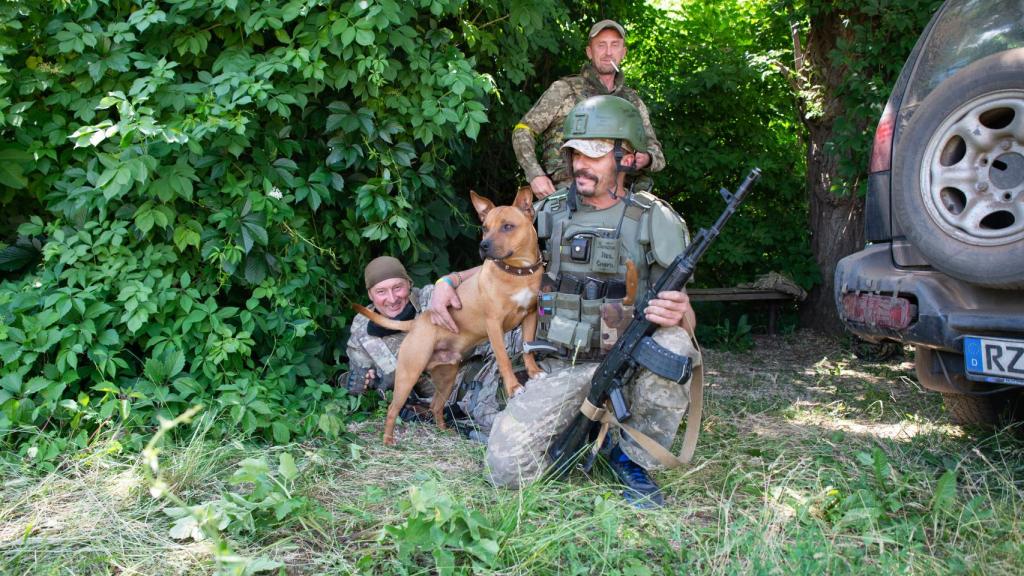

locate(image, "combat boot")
[[607, 444, 664, 509]]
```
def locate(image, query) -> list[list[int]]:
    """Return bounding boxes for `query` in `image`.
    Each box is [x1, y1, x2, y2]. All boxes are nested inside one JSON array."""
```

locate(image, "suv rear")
[[835, 0, 1024, 425]]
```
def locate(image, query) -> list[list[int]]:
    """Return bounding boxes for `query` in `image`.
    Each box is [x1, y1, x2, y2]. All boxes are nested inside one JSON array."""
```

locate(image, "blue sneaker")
[[607, 445, 664, 509]]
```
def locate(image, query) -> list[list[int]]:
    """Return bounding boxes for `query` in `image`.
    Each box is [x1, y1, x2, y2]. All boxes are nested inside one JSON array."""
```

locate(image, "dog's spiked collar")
[[490, 257, 543, 276]]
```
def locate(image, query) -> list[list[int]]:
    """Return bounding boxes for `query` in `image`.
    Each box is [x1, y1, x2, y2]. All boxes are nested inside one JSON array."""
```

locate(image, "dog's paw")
[[527, 369, 547, 380], [509, 384, 526, 398]]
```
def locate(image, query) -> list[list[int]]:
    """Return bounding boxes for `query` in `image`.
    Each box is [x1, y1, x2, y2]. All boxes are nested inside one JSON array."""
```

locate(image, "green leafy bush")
[[0, 0, 562, 460], [384, 480, 500, 575]]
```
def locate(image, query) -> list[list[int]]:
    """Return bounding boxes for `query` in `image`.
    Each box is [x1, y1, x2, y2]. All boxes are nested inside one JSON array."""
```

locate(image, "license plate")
[[963, 336, 1024, 386]]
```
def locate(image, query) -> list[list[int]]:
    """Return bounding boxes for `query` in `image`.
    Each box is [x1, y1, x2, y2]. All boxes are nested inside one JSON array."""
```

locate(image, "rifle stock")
[[546, 168, 761, 476]]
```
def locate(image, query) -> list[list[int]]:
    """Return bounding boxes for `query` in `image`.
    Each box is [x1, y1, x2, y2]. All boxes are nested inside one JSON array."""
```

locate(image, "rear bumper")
[[835, 243, 1024, 353]]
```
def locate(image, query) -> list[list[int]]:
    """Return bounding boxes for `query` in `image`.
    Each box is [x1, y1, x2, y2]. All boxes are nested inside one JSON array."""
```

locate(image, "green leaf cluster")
[[165, 452, 320, 542], [625, 1, 817, 289], [0, 0, 562, 456], [384, 480, 500, 575], [800, 0, 945, 197], [810, 446, 986, 537]]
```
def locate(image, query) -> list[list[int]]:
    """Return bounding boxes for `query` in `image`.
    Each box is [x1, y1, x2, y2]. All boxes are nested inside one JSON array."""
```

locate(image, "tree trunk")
[[801, 125, 864, 332], [796, 9, 866, 334]]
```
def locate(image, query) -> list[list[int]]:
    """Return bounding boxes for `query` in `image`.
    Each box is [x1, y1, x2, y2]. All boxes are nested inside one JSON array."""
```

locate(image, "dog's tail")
[[352, 304, 414, 332]]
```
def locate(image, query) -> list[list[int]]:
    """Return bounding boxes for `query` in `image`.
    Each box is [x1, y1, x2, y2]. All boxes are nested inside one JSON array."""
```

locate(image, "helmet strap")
[[610, 138, 627, 200], [611, 178, 635, 238], [563, 147, 579, 212]]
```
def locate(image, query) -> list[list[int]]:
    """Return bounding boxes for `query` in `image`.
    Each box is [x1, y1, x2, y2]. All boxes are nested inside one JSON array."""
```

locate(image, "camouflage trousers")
[[485, 325, 698, 488], [453, 330, 525, 438]]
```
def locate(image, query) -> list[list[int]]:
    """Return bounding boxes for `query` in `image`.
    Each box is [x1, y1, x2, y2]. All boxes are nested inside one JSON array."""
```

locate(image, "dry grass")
[[2, 329, 1022, 575]]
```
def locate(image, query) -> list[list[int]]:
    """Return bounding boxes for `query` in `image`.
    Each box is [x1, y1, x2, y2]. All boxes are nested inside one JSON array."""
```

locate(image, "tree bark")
[[801, 124, 864, 333], [796, 9, 867, 334]]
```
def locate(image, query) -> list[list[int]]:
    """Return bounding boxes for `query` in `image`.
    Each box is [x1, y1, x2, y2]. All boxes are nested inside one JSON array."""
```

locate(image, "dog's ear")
[[513, 186, 535, 220], [470, 190, 494, 222]]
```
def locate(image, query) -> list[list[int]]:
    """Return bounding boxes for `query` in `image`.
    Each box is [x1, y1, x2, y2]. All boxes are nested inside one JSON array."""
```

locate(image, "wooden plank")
[[686, 288, 794, 302]]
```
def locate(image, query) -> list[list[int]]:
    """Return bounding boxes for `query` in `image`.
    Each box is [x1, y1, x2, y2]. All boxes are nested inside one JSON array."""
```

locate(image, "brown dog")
[[354, 188, 545, 445]]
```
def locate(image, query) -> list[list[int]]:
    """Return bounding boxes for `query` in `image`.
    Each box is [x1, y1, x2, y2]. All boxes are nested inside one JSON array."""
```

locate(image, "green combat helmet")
[[562, 95, 648, 153]]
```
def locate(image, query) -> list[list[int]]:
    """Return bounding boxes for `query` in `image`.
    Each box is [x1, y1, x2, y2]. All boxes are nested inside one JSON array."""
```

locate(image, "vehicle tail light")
[[868, 101, 895, 173], [841, 293, 916, 329]]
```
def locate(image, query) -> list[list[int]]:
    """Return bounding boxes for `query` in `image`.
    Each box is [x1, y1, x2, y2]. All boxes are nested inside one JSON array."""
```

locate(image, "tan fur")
[[354, 188, 545, 446]]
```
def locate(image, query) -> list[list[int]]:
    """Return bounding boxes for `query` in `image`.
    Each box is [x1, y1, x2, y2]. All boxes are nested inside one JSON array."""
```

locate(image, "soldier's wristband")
[[436, 276, 456, 289]]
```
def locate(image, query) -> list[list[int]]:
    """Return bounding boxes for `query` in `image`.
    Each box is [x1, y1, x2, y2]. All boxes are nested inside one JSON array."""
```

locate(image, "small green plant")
[[813, 445, 963, 537], [143, 406, 283, 576], [383, 480, 500, 575], [165, 451, 326, 541], [705, 314, 753, 351]]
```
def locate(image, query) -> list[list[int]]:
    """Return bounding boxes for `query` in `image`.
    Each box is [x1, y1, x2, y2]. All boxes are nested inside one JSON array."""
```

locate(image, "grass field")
[[2, 331, 1022, 575]]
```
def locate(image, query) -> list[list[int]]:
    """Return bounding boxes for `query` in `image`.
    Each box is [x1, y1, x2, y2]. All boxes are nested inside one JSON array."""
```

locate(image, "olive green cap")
[[364, 256, 411, 290], [589, 19, 625, 39]]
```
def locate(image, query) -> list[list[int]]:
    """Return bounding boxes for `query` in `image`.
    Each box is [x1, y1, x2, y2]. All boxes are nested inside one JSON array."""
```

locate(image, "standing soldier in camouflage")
[[431, 96, 699, 508], [513, 19, 665, 200]]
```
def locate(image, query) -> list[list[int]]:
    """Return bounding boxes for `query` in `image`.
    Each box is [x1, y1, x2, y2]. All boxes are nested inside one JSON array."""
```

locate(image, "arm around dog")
[[428, 265, 482, 333]]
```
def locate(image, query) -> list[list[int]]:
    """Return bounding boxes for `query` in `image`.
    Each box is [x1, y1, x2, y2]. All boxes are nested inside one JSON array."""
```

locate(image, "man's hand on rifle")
[[644, 290, 696, 333]]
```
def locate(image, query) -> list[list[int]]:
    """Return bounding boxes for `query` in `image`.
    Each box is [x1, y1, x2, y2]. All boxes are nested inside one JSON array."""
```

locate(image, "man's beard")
[[594, 60, 618, 75], [575, 169, 606, 196]]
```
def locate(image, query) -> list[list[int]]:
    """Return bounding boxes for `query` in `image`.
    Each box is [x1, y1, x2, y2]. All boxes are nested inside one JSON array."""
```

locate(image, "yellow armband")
[[513, 123, 534, 135]]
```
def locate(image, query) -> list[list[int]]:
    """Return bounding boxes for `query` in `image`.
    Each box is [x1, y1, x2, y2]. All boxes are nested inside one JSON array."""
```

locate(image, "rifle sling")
[[577, 338, 705, 468]]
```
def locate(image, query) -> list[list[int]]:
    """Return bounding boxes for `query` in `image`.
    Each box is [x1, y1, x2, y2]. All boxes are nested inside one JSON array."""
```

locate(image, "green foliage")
[[812, 446, 970, 537], [165, 452, 325, 541], [798, 0, 945, 197], [609, 2, 817, 289], [0, 235, 42, 273], [384, 480, 500, 575], [700, 313, 753, 351], [142, 406, 287, 576], [0, 0, 563, 455]]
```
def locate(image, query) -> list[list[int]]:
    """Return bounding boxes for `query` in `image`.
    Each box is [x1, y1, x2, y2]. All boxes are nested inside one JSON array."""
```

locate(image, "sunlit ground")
[[2, 330, 1021, 575]]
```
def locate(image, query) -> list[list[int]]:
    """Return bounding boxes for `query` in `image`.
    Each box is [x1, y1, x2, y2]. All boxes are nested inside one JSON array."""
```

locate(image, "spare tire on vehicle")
[[893, 48, 1024, 288]]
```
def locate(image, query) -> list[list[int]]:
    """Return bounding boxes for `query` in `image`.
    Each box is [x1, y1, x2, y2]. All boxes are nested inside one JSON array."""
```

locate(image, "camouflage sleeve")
[[345, 315, 375, 370], [621, 88, 664, 173], [634, 96, 665, 173], [416, 284, 434, 310], [513, 80, 573, 182]]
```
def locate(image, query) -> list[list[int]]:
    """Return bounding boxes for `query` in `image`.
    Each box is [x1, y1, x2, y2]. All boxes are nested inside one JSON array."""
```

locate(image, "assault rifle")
[[547, 168, 761, 476]]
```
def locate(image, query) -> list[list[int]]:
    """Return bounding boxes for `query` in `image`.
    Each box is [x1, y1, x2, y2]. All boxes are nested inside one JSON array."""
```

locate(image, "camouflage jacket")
[[345, 285, 434, 390], [512, 63, 665, 187]]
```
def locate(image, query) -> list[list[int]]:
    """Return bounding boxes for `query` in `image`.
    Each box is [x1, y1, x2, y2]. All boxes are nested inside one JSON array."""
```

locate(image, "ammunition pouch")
[[537, 272, 634, 359]]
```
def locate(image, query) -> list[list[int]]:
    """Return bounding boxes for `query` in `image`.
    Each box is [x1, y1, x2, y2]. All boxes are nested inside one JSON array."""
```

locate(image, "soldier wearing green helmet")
[[512, 19, 664, 199], [429, 96, 700, 509], [564, 93, 649, 151]]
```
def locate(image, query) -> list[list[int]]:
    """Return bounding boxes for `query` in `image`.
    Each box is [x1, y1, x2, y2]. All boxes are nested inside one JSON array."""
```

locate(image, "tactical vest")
[[535, 189, 689, 357]]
